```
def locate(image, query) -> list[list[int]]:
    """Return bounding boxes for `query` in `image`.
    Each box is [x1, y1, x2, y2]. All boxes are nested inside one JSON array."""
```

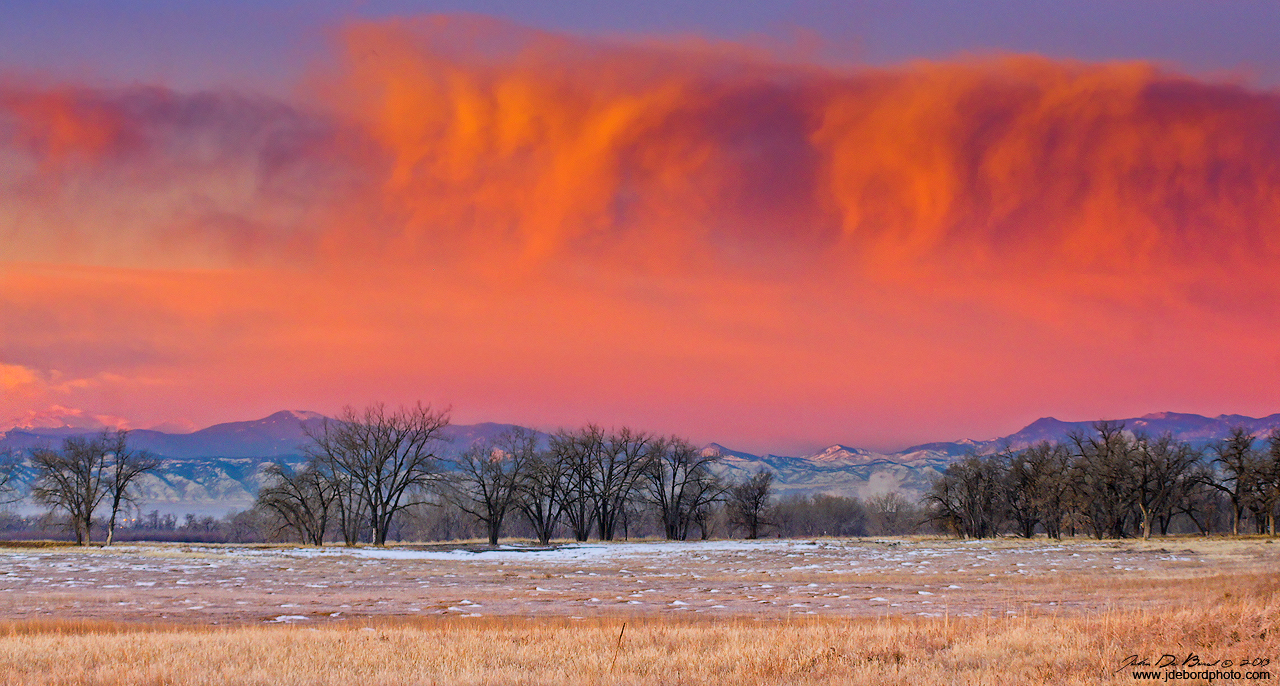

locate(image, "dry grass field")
[[2, 537, 1277, 684]]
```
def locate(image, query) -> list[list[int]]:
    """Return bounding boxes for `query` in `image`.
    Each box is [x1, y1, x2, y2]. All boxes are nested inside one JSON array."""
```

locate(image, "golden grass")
[[4, 537, 1280, 683], [0, 541, 76, 549], [3, 575, 1278, 685]]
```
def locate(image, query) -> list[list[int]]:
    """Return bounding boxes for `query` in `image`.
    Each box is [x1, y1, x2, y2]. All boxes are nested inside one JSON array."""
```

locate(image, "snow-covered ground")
[[0, 538, 1250, 625], [237, 539, 812, 563]]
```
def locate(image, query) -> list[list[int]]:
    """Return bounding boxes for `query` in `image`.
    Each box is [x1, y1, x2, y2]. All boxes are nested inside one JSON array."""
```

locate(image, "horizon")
[[5, 406, 1279, 458], [3, 4, 1279, 455]]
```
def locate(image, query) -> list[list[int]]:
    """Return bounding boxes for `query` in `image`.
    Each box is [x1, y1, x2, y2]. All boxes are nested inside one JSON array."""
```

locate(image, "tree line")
[[256, 404, 774, 545], [0, 402, 779, 546], [19, 407, 1269, 545], [254, 403, 937, 545], [926, 421, 1280, 539]]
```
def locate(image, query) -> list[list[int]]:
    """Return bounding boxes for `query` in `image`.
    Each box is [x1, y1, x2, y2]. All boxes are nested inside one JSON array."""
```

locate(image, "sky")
[[1, 1, 1279, 453]]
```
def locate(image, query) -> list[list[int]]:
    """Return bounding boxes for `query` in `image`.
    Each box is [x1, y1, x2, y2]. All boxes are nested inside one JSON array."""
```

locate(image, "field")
[[2, 537, 1278, 684]]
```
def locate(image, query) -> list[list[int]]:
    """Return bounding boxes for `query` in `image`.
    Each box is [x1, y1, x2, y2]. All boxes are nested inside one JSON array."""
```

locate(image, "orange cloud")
[[1, 86, 131, 164], [0, 361, 136, 431], [326, 18, 1280, 296], [0, 82, 369, 271], [1, 16, 1278, 450]]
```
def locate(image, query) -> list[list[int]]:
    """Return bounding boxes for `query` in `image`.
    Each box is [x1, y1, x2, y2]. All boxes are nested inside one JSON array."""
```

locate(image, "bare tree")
[[306, 403, 450, 545], [1173, 461, 1222, 536], [643, 437, 725, 540], [257, 463, 335, 545], [1000, 448, 1040, 538], [1234, 430, 1280, 536], [728, 470, 774, 539], [922, 423, 1276, 541], [516, 447, 568, 545], [551, 427, 601, 542], [1004, 442, 1071, 539], [0, 448, 22, 505], [1260, 431, 1280, 536], [926, 453, 1005, 538], [451, 428, 535, 545], [1130, 433, 1199, 540], [772, 493, 867, 537], [309, 452, 367, 546], [31, 436, 110, 544], [1068, 421, 1137, 539], [30, 431, 159, 546], [101, 431, 162, 546], [593, 427, 653, 541], [865, 491, 920, 535], [1208, 426, 1260, 536]]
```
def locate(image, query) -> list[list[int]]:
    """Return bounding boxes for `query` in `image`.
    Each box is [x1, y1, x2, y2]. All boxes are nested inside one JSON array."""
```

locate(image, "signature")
[[1116, 654, 1271, 674]]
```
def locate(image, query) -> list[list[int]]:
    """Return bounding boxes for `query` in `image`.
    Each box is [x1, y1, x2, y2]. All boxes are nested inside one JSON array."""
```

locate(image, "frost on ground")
[[0, 537, 1263, 625]]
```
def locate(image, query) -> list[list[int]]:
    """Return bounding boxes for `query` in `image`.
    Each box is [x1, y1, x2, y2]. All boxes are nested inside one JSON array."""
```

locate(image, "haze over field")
[[2, 3, 1278, 455]]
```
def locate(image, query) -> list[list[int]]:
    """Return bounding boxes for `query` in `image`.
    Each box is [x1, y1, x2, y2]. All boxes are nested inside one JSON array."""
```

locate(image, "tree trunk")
[[533, 514, 554, 545], [371, 505, 392, 546]]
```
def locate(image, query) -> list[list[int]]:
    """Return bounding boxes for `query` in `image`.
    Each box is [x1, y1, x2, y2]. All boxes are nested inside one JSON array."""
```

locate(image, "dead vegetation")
[[1, 537, 1278, 683], [1, 588, 1277, 685]]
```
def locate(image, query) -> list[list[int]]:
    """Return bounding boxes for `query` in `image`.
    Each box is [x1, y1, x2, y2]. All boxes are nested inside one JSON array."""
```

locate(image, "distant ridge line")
[[2, 409, 1278, 509], [3, 408, 1279, 466]]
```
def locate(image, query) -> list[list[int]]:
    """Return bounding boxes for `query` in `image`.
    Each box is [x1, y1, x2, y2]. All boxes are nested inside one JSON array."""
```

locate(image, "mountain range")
[[2, 410, 1277, 514]]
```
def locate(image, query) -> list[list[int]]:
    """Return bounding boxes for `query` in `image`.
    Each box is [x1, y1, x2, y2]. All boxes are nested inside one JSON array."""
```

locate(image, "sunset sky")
[[2, 1, 1279, 454]]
